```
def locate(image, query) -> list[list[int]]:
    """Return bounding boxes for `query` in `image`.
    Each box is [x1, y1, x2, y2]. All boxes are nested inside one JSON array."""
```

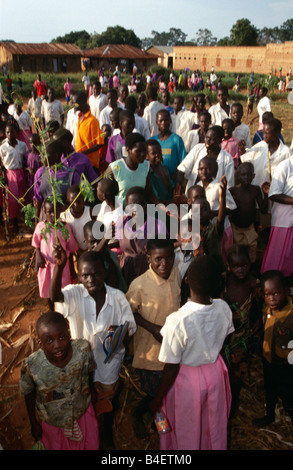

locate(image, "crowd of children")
[[0, 70, 293, 451]]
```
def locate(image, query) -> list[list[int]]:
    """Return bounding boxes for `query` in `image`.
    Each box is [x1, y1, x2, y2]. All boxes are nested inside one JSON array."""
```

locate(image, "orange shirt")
[[75, 110, 104, 169]]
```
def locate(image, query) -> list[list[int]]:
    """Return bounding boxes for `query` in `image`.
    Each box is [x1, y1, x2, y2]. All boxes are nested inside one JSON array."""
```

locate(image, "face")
[[196, 96, 206, 112], [222, 121, 233, 140], [101, 125, 111, 139], [228, 253, 250, 280], [147, 144, 163, 166], [107, 92, 117, 108], [68, 192, 84, 218], [198, 159, 215, 183], [120, 117, 135, 136], [231, 106, 243, 124], [173, 97, 183, 113], [161, 91, 169, 105], [47, 89, 54, 101], [205, 130, 221, 152], [38, 322, 71, 366], [157, 111, 171, 133], [217, 89, 228, 105], [263, 278, 288, 312], [127, 142, 147, 164], [126, 192, 147, 216], [187, 187, 206, 205], [5, 125, 17, 143], [263, 124, 278, 144], [199, 114, 211, 133], [147, 246, 175, 279], [197, 199, 211, 226], [238, 165, 254, 186], [44, 202, 57, 223], [78, 260, 106, 296], [93, 84, 101, 96]]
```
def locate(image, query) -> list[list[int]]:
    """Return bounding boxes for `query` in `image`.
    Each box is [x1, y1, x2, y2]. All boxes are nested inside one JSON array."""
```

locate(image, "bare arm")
[[134, 312, 163, 343], [149, 363, 180, 415], [49, 244, 66, 303], [270, 194, 293, 205]]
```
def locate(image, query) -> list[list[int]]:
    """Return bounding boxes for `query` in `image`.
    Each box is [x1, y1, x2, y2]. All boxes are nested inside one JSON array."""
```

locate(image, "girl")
[[253, 270, 293, 427], [32, 198, 79, 304], [106, 133, 151, 207], [221, 118, 241, 169], [149, 255, 234, 450], [106, 110, 135, 163], [186, 110, 211, 152], [222, 244, 262, 416], [13, 99, 33, 150], [20, 311, 99, 450], [146, 139, 174, 204], [261, 155, 293, 278], [26, 133, 42, 202], [0, 123, 28, 232]]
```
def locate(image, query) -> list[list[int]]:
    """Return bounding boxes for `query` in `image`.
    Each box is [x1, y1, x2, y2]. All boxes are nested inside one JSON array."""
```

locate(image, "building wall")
[[173, 42, 293, 74]]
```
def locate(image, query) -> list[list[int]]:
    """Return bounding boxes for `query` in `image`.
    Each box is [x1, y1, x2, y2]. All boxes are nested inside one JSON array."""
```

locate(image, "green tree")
[[51, 30, 91, 49], [195, 28, 217, 46], [258, 27, 281, 45], [143, 28, 188, 47], [229, 18, 259, 46], [278, 19, 293, 42], [87, 26, 141, 49]]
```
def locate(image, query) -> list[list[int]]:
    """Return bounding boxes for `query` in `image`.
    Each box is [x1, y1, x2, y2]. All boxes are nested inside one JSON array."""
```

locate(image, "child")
[[60, 185, 93, 252], [208, 86, 231, 126], [222, 244, 262, 416], [26, 133, 42, 202], [161, 89, 174, 115], [246, 88, 255, 118], [186, 110, 211, 152], [142, 86, 165, 136], [153, 109, 186, 182], [106, 110, 135, 163], [261, 154, 293, 278], [170, 95, 195, 149], [253, 270, 293, 427], [106, 133, 151, 207], [99, 123, 112, 172], [32, 198, 79, 304], [126, 238, 181, 438], [50, 249, 136, 448], [231, 102, 251, 149], [221, 118, 241, 169], [0, 123, 28, 232], [146, 139, 174, 204], [229, 162, 269, 265], [109, 107, 123, 135], [20, 311, 99, 450], [149, 254, 234, 450]]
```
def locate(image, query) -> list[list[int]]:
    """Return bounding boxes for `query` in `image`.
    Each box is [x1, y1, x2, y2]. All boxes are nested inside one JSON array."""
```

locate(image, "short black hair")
[[125, 132, 145, 149], [265, 117, 282, 134], [36, 311, 69, 336], [146, 237, 175, 253], [209, 125, 225, 141], [226, 244, 250, 264], [187, 255, 222, 298], [77, 249, 106, 271], [260, 270, 288, 290], [98, 177, 119, 198]]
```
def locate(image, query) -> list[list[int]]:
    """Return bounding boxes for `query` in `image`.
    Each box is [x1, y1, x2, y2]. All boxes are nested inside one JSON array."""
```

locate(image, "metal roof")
[[82, 44, 158, 59], [0, 42, 83, 56]]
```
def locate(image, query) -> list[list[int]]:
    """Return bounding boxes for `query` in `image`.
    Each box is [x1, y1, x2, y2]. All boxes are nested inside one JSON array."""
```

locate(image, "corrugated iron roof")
[[0, 42, 82, 56], [82, 44, 158, 59]]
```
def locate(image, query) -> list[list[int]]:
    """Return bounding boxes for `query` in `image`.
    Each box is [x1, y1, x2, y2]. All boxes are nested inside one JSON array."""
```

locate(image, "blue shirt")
[[153, 132, 186, 179]]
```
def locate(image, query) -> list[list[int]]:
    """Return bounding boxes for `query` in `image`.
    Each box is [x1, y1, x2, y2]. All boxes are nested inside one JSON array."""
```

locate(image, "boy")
[[186, 110, 211, 152], [171, 95, 195, 148], [153, 109, 186, 182], [143, 86, 165, 136], [231, 102, 251, 149], [229, 162, 269, 264], [126, 238, 181, 438], [221, 118, 241, 169], [146, 138, 174, 204], [208, 86, 231, 126], [50, 248, 136, 449]]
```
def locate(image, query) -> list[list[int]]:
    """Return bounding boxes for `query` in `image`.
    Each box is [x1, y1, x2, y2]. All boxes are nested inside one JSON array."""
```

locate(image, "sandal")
[[103, 321, 129, 364]]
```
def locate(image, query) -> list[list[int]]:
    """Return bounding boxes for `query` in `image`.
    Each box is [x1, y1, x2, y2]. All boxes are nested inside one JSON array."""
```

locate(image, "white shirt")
[[143, 100, 165, 136], [158, 299, 234, 367], [55, 283, 136, 384], [82, 75, 90, 86], [65, 107, 78, 149], [28, 97, 42, 119], [233, 123, 251, 149], [268, 155, 293, 228], [171, 109, 196, 148], [257, 96, 271, 126], [186, 129, 201, 152], [41, 99, 64, 125], [99, 104, 123, 130], [89, 93, 107, 122], [134, 114, 151, 140], [0, 138, 28, 170], [15, 111, 33, 131], [208, 102, 231, 126], [241, 139, 292, 187], [178, 143, 235, 194], [60, 205, 92, 250]]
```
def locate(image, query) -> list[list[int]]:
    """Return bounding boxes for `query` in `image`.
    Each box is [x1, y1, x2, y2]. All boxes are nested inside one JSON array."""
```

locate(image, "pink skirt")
[[6, 169, 28, 219], [160, 356, 231, 450], [221, 225, 233, 263], [261, 226, 293, 277], [41, 403, 99, 450]]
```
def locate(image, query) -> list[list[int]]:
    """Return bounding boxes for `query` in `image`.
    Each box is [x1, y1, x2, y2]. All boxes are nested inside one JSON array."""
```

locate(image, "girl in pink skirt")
[[261, 155, 293, 278], [149, 255, 234, 450]]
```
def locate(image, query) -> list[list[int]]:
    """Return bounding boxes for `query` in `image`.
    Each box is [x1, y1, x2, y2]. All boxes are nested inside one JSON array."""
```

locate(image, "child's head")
[[146, 139, 163, 166], [261, 270, 289, 312], [195, 93, 206, 113], [173, 95, 184, 114], [5, 124, 18, 144], [187, 185, 206, 205], [47, 120, 60, 138], [146, 86, 157, 103], [67, 185, 85, 219], [97, 177, 119, 204], [101, 123, 112, 140], [107, 89, 118, 108], [109, 107, 122, 130], [125, 186, 147, 216], [36, 311, 71, 366], [262, 111, 274, 126], [237, 162, 255, 186], [92, 81, 101, 97], [205, 126, 224, 152], [125, 132, 146, 164], [263, 118, 282, 144], [197, 156, 218, 184], [45, 139, 65, 166], [216, 86, 229, 105], [231, 103, 243, 125], [146, 238, 175, 279], [198, 111, 211, 133], [156, 109, 171, 134], [226, 244, 251, 281], [53, 127, 73, 154], [222, 118, 235, 140], [77, 250, 107, 297], [125, 95, 137, 114], [187, 254, 222, 299], [29, 133, 41, 153], [192, 197, 212, 227], [161, 90, 170, 106], [119, 110, 135, 137], [43, 197, 62, 222]]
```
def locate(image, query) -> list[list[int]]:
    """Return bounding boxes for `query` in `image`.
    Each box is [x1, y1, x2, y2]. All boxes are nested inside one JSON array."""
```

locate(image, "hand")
[[262, 181, 270, 195], [53, 243, 67, 268], [219, 175, 227, 195], [238, 139, 246, 155], [35, 251, 46, 269]]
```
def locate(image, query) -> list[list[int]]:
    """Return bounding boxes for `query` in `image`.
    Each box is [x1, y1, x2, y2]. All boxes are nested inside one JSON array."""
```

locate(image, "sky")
[[0, 0, 293, 44]]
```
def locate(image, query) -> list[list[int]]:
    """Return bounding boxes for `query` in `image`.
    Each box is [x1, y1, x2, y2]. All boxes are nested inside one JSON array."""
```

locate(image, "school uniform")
[[89, 93, 107, 122], [41, 99, 64, 126], [208, 102, 231, 126], [143, 101, 165, 136], [153, 132, 186, 179]]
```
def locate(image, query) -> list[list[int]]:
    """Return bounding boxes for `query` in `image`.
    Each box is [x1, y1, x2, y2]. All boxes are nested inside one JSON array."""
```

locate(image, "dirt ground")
[[0, 94, 293, 452]]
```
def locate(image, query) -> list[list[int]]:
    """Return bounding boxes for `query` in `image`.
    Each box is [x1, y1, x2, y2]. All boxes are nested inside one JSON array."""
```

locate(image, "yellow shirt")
[[263, 296, 293, 363], [126, 265, 181, 371], [75, 110, 104, 169]]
